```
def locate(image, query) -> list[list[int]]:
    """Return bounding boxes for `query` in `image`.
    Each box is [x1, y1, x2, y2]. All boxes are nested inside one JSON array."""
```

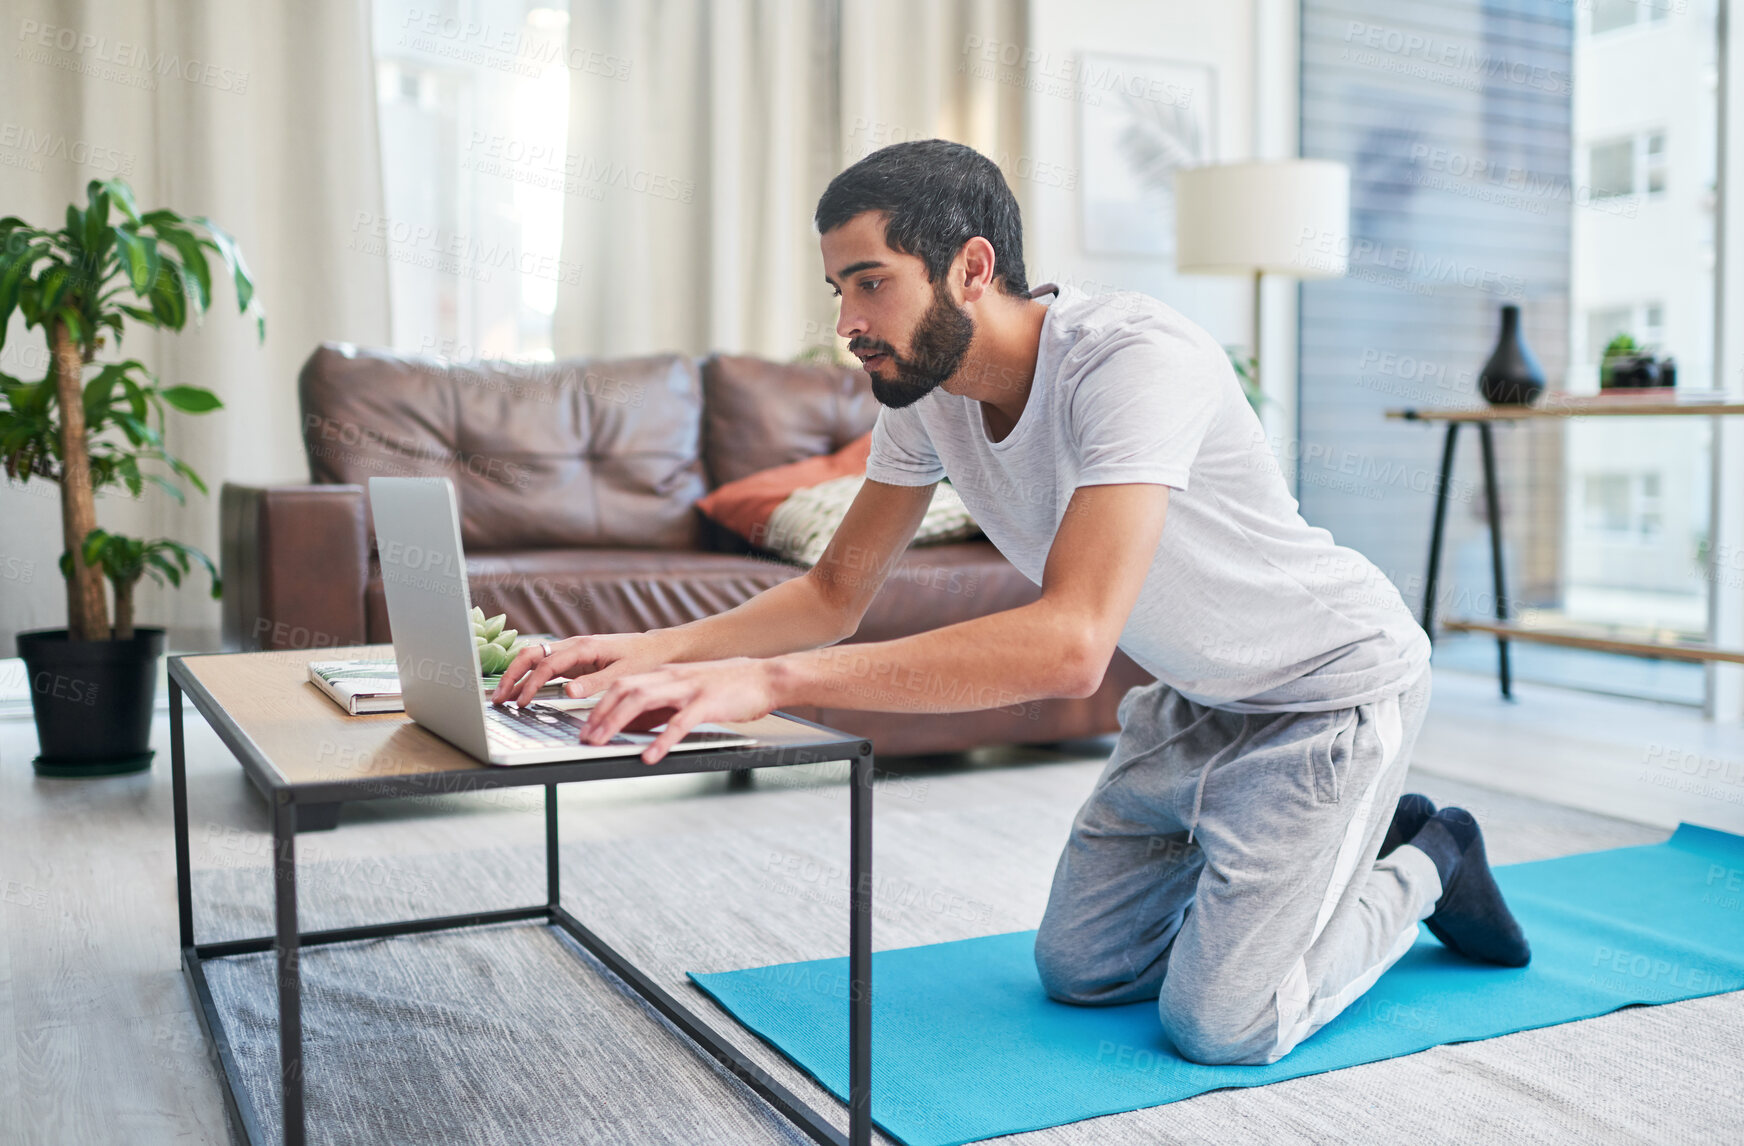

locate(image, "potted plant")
[[1, 178, 263, 776]]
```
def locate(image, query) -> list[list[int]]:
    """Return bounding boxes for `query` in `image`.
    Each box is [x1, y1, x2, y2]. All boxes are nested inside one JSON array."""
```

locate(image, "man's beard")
[[854, 279, 975, 409]]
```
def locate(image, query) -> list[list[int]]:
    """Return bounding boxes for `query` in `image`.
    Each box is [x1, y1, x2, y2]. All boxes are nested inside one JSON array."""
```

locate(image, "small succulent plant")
[[470, 606, 532, 675]]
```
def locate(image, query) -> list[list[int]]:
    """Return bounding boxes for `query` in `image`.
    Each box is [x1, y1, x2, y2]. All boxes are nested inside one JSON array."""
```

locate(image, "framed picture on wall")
[[1077, 53, 1217, 259]]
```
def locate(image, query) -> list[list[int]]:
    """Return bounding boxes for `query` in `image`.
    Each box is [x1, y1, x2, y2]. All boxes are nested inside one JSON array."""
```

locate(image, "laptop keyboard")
[[484, 703, 637, 751]]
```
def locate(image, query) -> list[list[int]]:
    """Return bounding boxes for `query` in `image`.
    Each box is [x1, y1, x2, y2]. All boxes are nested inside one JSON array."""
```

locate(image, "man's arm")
[[582, 482, 1171, 759], [659, 477, 940, 660], [768, 483, 1169, 711], [492, 477, 935, 703]]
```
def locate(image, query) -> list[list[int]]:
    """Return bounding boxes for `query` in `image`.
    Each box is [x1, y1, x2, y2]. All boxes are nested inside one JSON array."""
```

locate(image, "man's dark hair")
[[815, 139, 1029, 298]]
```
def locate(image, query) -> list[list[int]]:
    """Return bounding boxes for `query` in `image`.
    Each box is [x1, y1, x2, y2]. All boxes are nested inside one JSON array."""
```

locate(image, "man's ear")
[[957, 236, 998, 303]]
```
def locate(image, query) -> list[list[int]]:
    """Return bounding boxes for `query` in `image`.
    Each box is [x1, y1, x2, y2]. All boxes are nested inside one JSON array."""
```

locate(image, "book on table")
[[308, 658, 574, 716]]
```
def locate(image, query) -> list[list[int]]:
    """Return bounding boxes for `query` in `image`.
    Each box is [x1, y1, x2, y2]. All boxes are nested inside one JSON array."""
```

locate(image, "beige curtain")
[[553, 0, 1028, 362], [0, 0, 389, 651]]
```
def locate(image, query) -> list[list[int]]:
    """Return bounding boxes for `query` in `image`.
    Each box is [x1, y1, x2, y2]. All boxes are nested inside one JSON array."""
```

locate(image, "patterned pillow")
[[762, 474, 980, 567]]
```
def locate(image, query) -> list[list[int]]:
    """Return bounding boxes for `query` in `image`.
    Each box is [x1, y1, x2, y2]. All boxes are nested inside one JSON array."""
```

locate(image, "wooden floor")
[[1, 664, 1739, 1144]]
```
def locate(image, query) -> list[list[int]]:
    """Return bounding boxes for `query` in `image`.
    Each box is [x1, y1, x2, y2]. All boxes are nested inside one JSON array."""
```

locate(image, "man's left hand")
[[581, 657, 781, 764]]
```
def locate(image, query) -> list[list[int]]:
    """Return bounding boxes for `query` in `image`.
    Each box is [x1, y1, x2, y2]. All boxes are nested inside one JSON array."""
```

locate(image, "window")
[[369, 0, 574, 362], [1584, 301, 1666, 362], [1645, 131, 1667, 193], [1585, 474, 1633, 533], [1583, 473, 1665, 538], [1589, 138, 1636, 198], [1586, 306, 1633, 362], [1587, 131, 1670, 200], [1589, 0, 1673, 36], [1303, 0, 1719, 706]]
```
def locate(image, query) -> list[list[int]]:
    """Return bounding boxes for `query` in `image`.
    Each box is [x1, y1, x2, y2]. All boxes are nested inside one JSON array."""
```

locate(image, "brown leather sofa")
[[220, 343, 1151, 757]]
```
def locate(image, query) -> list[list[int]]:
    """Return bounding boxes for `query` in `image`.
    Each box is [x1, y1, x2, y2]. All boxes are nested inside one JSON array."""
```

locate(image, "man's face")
[[821, 212, 974, 408]]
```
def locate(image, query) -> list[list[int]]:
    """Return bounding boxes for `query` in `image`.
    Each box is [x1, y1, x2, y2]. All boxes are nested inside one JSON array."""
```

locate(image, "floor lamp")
[[1173, 160, 1351, 398]]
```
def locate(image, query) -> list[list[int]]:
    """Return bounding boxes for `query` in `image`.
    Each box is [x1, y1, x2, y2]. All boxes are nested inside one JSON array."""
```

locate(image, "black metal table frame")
[[168, 655, 877, 1146], [1411, 417, 1513, 698]]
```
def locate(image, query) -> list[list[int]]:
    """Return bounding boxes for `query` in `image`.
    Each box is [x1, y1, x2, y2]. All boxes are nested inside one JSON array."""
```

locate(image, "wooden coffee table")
[[169, 646, 876, 1146]]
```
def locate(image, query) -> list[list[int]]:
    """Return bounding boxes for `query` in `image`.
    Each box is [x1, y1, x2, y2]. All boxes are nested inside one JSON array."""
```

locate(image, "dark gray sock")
[[1379, 792, 1436, 860], [1408, 808, 1531, 967]]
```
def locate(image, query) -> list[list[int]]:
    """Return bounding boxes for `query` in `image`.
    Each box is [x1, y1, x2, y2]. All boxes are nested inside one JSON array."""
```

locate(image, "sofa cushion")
[[695, 432, 875, 543], [300, 343, 707, 551], [700, 354, 881, 487], [363, 541, 1042, 647]]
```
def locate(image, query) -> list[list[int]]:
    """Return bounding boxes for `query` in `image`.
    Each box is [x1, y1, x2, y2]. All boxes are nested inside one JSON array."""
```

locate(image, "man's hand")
[[580, 657, 781, 765], [490, 631, 676, 707]]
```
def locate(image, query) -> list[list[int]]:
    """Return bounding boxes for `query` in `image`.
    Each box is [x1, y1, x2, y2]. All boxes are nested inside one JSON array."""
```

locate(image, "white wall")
[[1021, 0, 1301, 470]]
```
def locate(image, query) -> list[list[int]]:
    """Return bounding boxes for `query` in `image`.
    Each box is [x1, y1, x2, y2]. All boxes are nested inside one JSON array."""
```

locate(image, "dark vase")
[[16, 627, 165, 776], [1478, 304, 1546, 406]]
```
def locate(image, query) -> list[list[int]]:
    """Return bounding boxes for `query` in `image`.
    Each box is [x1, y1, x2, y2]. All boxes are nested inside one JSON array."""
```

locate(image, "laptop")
[[367, 476, 755, 766]]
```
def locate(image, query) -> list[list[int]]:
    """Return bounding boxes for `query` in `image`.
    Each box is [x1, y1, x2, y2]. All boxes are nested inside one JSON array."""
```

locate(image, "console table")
[[169, 646, 877, 1146], [1388, 397, 1744, 698]]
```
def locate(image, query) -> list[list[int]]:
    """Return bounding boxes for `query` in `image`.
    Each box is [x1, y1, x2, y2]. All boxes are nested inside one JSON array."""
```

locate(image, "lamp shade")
[[1174, 160, 1351, 279]]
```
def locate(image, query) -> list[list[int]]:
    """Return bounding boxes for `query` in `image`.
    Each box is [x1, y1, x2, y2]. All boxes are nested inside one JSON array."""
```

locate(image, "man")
[[492, 139, 1530, 1066]]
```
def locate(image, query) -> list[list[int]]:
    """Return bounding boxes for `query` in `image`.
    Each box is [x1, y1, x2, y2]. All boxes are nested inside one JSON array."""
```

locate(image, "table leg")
[[545, 783, 560, 909], [849, 745, 874, 1146], [1477, 423, 1514, 699], [274, 797, 305, 1146], [171, 678, 194, 950], [1422, 422, 1461, 639]]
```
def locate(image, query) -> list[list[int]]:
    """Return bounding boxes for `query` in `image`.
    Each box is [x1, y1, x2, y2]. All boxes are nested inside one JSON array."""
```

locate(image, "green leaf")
[[193, 218, 254, 312], [80, 527, 111, 568], [159, 385, 222, 413], [147, 262, 186, 329], [116, 454, 143, 497], [0, 240, 54, 354], [57, 308, 85, 348], [145, 551, 183, 588], [84, 190, 110, 260], [37, 263, 72, 316], [165, 452, 208, 496], [152, 226, 212, 315], [65, 204, 85, 248], [112, 226, 154, 293], [119, 372, 148, 420], [145, 472, 186, 504], [94, 179, 141, 225], [82, 363, 125, 427]]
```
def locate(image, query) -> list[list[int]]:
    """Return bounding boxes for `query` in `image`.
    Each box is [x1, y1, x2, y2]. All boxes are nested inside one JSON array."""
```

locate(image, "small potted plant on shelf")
[[1, 178, 263, 776]]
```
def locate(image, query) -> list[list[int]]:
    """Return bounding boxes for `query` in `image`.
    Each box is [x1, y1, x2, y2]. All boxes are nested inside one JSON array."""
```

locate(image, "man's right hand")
[[490, 631, 675, 707]]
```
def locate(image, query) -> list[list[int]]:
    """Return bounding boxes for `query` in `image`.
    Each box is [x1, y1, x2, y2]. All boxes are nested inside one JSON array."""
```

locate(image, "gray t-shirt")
[[864, 282, 1430, 713]]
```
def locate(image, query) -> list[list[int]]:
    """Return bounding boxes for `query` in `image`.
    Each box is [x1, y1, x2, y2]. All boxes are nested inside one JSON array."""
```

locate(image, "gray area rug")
[[192, 763, 1744, 1145]]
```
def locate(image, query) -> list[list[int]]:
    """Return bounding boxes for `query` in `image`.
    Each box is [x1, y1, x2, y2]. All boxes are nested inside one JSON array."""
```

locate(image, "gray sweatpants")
[[1033, 666, 1439, 1066]]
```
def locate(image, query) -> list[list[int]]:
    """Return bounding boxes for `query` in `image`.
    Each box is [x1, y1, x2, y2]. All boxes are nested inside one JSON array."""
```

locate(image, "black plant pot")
[[16, 627, 165, 777], [1478, 304, 1546, 406]]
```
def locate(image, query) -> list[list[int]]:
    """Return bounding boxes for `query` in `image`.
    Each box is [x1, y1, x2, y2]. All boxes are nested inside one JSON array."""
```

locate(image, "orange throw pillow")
[[696, 432, 874, 543]]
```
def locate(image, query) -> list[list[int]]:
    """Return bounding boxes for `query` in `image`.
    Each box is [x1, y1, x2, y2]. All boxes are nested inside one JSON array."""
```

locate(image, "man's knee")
[[1158, 983, 1278, 1065], [1033, 925, 1151, 1005], [1034, 926, 1099, 1003]]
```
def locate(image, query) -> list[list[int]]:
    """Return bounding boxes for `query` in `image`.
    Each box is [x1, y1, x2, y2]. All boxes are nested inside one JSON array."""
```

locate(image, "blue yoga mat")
[[690, 824, 1744, 1146]]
